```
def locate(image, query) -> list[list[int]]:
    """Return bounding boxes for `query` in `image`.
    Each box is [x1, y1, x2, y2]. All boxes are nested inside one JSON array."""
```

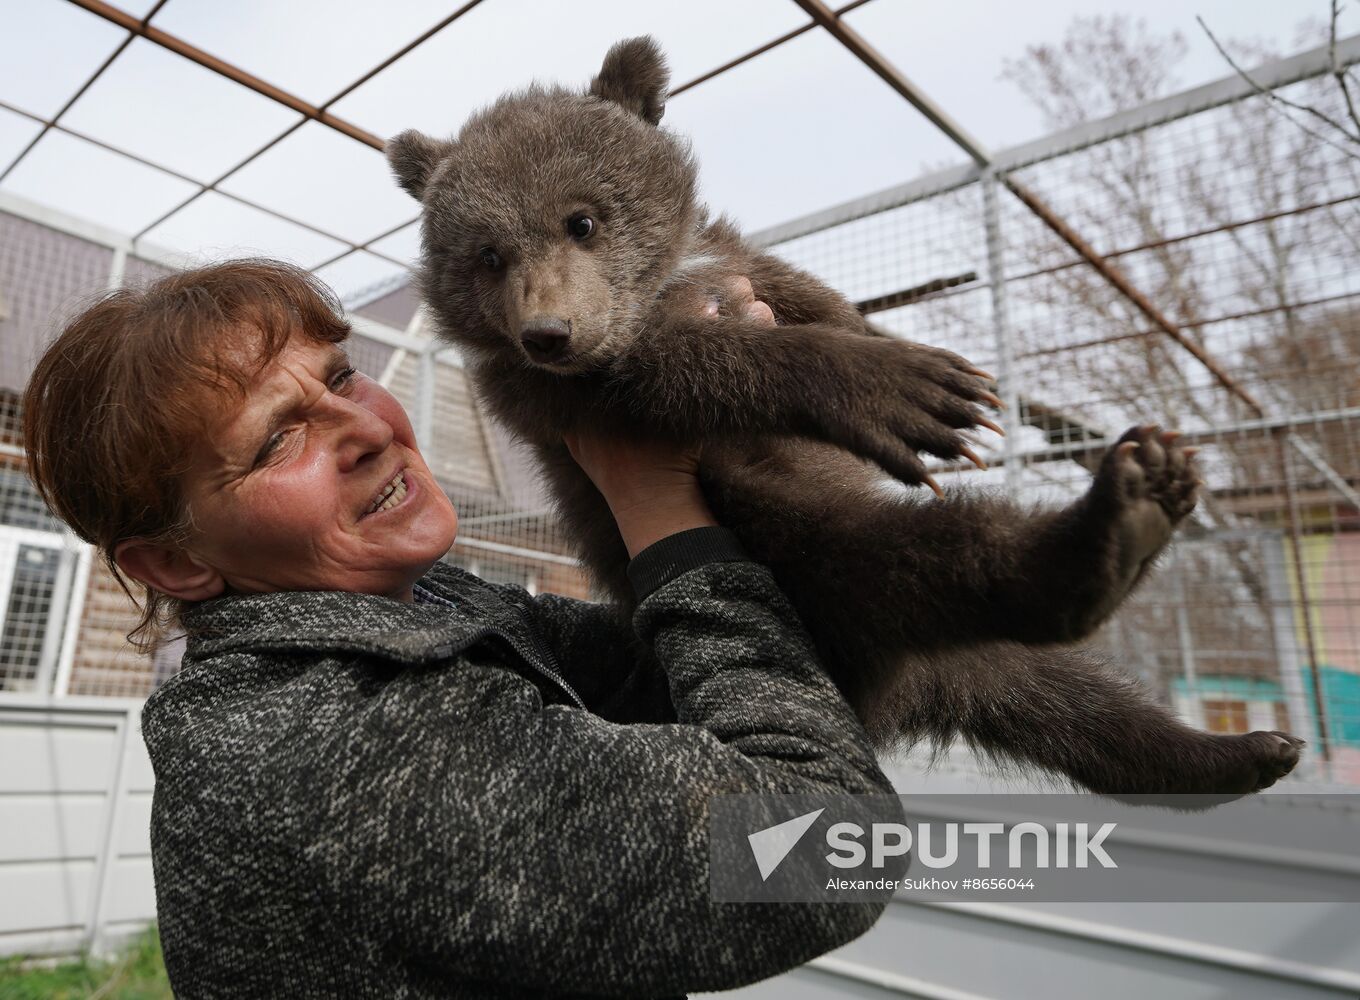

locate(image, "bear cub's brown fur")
[[387, 37, 1302, 796]]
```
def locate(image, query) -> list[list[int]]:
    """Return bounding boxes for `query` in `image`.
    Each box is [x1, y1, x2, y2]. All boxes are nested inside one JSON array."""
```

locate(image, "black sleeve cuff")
[[626, 526, 750, 602]]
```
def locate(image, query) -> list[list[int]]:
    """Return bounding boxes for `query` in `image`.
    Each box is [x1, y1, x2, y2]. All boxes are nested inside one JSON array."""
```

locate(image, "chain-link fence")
[[1, 36, 1357, 783]]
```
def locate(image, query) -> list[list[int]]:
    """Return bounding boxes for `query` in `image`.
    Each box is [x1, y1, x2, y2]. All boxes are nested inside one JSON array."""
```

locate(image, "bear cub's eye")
[[479, 247, 503, 272], [566, 214, 595, 241]]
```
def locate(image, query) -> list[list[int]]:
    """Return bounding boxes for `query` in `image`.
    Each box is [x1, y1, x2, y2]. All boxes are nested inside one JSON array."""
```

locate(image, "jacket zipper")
[[417, 584, 585, 710], [489, 622, 585, 710], [503, 595, 586, 710]]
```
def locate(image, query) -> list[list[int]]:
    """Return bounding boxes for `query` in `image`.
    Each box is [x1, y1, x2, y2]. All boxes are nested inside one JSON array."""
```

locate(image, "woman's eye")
[[479, 246, 503, 271], [566, 214, 595, 241], [330, 366, 356, 392], [255, 430, 290, 466]]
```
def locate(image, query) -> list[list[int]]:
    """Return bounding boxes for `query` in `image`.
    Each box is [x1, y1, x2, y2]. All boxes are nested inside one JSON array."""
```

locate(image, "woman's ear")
[[114, 540, 225, 602]]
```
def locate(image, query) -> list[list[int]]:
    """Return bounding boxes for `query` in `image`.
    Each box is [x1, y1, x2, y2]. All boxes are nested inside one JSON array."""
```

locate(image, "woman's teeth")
[[366, 472, 407, 515]]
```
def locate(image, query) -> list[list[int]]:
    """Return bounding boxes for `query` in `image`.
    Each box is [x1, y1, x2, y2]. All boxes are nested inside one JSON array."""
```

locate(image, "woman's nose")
[[330, 396, 395, 471]]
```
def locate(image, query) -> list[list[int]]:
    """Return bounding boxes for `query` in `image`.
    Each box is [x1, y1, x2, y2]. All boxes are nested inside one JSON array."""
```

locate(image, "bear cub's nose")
[[520, 319, 572, 363]]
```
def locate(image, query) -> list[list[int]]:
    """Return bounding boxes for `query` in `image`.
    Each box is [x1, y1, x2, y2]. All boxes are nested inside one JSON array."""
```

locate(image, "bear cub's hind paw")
[[1211, 730, 1305, 794], [1107, 424, 1200, 524], [1095, 423, 1201, 589]]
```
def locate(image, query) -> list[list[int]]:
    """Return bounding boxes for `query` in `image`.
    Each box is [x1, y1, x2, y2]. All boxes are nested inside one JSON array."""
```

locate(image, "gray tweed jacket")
[[140, 527, 897, 998]]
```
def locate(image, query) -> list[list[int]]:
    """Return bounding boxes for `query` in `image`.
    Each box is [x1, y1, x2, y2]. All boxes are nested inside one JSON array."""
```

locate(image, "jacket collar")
[[180, 562, 522, 665]]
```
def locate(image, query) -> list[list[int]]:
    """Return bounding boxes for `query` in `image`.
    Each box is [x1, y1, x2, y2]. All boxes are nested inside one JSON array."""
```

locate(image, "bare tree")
[[1199, 0, 1360, 158], [988, 15, 1359, 701]]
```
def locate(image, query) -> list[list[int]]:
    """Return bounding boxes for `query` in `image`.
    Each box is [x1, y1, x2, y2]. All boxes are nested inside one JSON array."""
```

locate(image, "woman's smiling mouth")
[[363, 470, 408, 517]]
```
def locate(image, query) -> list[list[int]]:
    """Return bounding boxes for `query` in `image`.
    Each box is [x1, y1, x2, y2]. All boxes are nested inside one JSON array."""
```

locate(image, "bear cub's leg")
[[897, 643, 1305, 796], [1007, 424, 1200, 644]]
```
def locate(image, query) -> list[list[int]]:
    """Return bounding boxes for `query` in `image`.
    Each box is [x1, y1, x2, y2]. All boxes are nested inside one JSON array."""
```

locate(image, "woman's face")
[[179, 332, 459, 601]]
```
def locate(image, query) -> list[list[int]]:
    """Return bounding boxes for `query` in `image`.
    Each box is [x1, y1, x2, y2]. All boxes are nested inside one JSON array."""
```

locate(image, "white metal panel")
[[123, 735, 155, 793], [0, 859, 95, 934], [0, 722, 120, 793], [0, 795, 105, 860], [0, 927, 86, 959], [114, 793, 152, 857], [826, 901, 1356, 1000], [102, 857, 157, 924], [0, 536, 16, 639], [713, 750, 1360, 999]]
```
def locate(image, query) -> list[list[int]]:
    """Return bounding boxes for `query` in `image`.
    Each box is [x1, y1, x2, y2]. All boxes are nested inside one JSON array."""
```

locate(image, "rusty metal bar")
[[671, 0, 875, 97], [1012, 403, 1360, 457], [0, 0, 168, 184], [65, 0, 384, 150], [1005, 178, 1263, 416], [791, 0, 992, 165], [791, 0, 1267, 418], [119, 0, 484, 244], [61, 0, 879, 266]]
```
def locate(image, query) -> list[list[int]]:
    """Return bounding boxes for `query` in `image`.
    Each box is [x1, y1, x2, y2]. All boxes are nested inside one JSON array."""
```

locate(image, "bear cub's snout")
[[520, 318, 572, 363]]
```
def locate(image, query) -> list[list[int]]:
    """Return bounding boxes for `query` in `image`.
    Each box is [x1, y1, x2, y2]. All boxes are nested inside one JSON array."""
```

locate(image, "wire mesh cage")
[[0, 31, 1357, 785]]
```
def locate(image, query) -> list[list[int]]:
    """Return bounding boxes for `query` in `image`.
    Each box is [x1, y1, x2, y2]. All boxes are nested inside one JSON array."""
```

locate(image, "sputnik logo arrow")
[[747, 808, 825, 881]]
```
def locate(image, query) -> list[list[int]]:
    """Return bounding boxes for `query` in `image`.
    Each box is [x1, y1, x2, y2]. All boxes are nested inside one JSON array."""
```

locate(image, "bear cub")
[[386, 36, 1302, 797]]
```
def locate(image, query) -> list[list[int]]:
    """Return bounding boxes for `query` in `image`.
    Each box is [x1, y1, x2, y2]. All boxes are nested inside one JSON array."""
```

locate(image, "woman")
[[22, 259, 899, 998]]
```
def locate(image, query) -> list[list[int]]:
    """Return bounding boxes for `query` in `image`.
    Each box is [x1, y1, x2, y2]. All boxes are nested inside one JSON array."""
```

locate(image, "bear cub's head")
[[387, 36, 700, 374]]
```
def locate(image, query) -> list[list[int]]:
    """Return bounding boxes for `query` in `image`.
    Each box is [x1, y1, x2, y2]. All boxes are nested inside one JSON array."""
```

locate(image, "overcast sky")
[[1, 0, 1354, 302]]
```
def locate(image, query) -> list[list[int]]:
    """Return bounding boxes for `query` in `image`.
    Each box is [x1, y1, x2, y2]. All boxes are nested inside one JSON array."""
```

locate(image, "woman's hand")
[[563, 431, 713, 560], [566, 277, 775, 558]]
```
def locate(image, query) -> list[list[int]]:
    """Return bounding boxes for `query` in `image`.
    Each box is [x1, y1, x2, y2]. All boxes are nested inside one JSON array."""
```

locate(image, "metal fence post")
[[85, 708, 133, 957], [415, 338, 437, 458], [982, 168, 1022, 498], [51, 545, 92, 698], [1174, 569, 1205, 731], [32, 532, 79, 695]]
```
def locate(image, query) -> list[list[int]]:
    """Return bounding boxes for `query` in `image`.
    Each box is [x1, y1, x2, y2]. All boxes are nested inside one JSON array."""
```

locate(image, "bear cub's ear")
[[589, 36, 669, 126], [386, 130, 454, 201]]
